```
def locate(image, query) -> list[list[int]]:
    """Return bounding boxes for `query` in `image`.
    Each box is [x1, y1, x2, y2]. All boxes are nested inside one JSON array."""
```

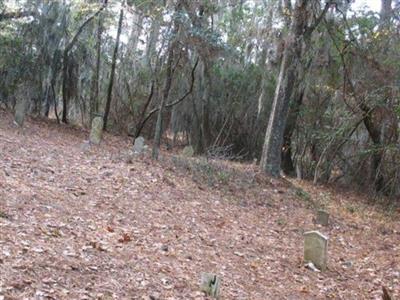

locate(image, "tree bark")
[[145, 17, 161, 70], [201, 60, 213, 149], [380, 0, 392, 26], [281, 89, 304, 175], [103, 7, 123, 130], [260, 0, 309, 177], [152, 46, 174, 160], [260, 0, 330, 177], [89, 1, 104, 123], [152, 4, 182, 160]]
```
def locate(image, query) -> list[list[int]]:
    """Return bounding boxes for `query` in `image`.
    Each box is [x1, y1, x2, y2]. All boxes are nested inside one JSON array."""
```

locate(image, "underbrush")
[[171, 155, 256, 189]]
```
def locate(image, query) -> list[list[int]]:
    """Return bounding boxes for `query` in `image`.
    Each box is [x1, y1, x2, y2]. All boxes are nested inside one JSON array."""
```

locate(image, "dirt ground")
[[0, 110, 399, 299]]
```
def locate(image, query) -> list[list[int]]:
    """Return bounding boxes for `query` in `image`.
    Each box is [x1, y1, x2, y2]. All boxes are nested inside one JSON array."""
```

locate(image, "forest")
[[0, 0, 399, 299], [0, 0, 399, 196]]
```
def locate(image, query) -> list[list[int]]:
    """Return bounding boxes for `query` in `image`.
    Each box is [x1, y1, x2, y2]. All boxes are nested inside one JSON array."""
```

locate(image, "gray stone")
[[80, 141, 91, 152], [14, 98, 29, 127], [316, 210, 329, 226], [304, 231, 328, 271], [133, 136, 145, 154], [182, 146, 194, 157], [89, 116, 103, 144], [200, 273, 220, 299]]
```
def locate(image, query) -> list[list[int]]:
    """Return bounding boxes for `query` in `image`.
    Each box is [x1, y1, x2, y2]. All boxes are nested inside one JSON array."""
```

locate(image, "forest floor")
[[0, 109, 399, 300]]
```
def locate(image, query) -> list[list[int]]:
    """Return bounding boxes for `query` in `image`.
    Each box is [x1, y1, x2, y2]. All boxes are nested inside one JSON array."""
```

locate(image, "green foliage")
[[0, 0, 398, 198], [0, 210, 11, 219], [276, 217, 287, 226], [395, 104, 400, 119]]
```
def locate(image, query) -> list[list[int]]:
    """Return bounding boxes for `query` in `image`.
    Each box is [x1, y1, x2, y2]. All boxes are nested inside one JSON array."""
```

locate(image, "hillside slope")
[[0, 110, 399, 299]]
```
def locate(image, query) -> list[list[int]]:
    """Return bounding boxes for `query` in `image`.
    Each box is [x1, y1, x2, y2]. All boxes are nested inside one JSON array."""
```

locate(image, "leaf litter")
[[0, 110, 399, 299]]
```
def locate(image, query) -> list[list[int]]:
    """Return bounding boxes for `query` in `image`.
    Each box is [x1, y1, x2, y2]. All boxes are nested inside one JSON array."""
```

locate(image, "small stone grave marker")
[[14, 98, 29, 127], [182, 145, 194, 157], [89, 116, 103, 144], [133, 136, 145, 154], [316, 210, 329, 226], [200, 273, 220, 299], [304, 231, 328, 271]]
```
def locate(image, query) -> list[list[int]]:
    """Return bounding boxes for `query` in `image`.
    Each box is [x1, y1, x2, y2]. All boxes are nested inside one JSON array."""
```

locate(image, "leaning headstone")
[[14, 97, 29, 127], [89, 116, 103, 144], [316, 210, 329, 226], [133, 136, 145, 154], [304, 231, 328, 271], [182, 146, 194, 157], [200, 273, 221, 299]]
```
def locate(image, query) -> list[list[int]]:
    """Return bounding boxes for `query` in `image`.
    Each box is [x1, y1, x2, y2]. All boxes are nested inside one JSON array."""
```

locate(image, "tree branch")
[[136, 57, 199, 135], [0, 10, 35, 22], [65, 3, 106, 54], [132, 81, 155, 139], [305, 1, 332, 38]]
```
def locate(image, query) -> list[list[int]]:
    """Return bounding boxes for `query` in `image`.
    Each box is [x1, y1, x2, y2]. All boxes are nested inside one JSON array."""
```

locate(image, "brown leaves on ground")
[[0, 110, 399, 299]]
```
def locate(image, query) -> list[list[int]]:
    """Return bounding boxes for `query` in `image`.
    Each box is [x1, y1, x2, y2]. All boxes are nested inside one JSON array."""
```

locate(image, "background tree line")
[[0, 0, 399, 198]]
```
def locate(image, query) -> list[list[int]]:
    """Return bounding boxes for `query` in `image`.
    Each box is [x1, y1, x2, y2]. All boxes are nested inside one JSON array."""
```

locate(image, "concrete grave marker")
[[133, 136, 145, 154], [304, 231, 328, 271], [89, 116, 103, 144], [200, 273, 220, 299], [14, 97, 29, 127], [316, 210, 329, 226]]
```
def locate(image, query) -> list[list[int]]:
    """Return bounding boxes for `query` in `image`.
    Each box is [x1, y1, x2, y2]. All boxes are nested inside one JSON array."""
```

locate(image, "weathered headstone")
[[316, 210, 329, 226], [133, 136, 145, 154], [182, 145, 194, 157], [14, 97, 29, 127], [200, 273, 220, 299], [13, 82, 34, 127], [89, 116, 103, 144], [304, 231, 328, 271]]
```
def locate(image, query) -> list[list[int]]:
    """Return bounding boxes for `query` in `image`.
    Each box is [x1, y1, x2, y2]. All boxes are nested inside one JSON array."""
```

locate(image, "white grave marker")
[[304, 231, 328, 271]]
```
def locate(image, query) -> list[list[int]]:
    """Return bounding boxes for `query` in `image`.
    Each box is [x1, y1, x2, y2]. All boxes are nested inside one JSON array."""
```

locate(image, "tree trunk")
[[260, 0, 330, 177], [152, 4, 182, 159], [152, 47, 174, 160], [89, 2, 104, 122], [103, 7, 123, 130], [380, 0, 392, 26], [201, 60, 212, 150], [61, 52, 69, 123], [145, 17, 161, 69], [281, 90, 304, 175], [260, 1, 308, 177]]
